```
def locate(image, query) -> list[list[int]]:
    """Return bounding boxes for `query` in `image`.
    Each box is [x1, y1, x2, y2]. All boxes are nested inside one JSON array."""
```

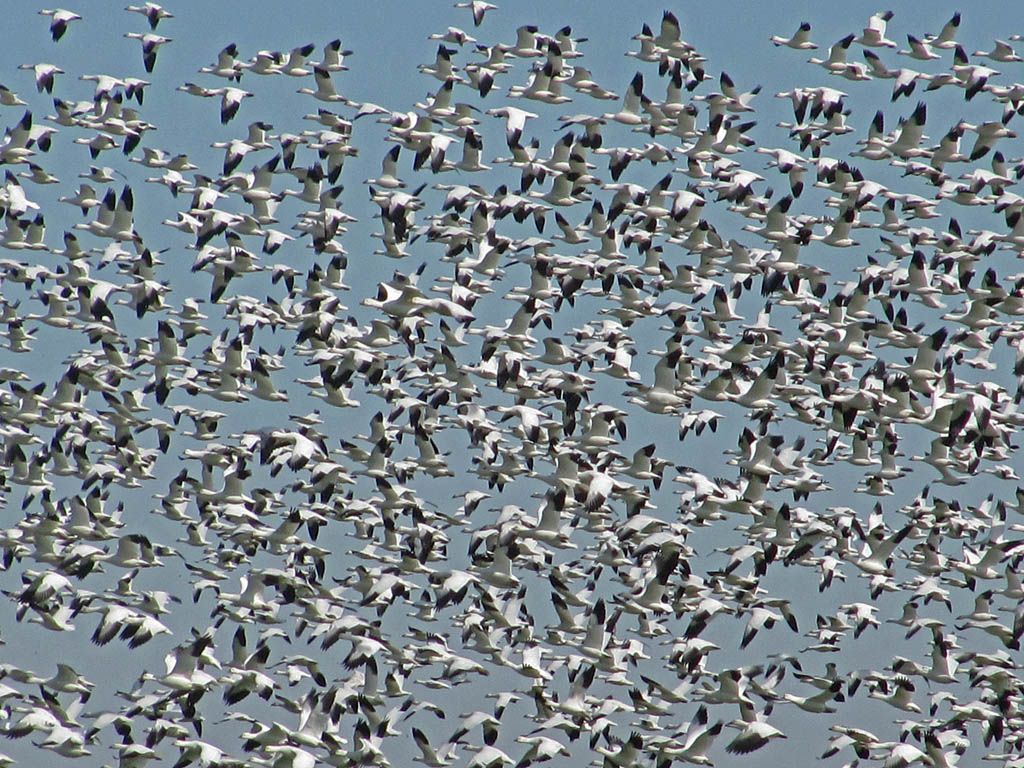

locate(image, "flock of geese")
[[4, 1, 1024, 766]]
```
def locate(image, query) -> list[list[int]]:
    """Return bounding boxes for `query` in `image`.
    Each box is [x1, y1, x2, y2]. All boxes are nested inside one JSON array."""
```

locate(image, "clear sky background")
[[1, 1, 1024, 766]]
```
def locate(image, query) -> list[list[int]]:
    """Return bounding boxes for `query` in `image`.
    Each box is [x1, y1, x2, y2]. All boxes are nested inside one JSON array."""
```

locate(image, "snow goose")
[[19, 62, 64, 93], [297, 67, 343, 102], [123, 32, 173, 73], [855, 10, 897, 48], [808, 34, 856, 73], [771, 22, 817, 50], [125, 2, 173, 29], [725, 702, 786, 755], [0, 85, 26, 107], [206, 85, 254, 123], [419, 45, 461, 82], [654, 10, 695, 60], [454, 0, 497, 27], [952, 45, 1000, 101], [38, 9, 82, 42], [199, 42, 243, 80], [899, 34, 940, 61], [602, 72, 645, 126], [923, 11, 961, 50], [485, 105, 538, 147], [302, 42, 347, 77]]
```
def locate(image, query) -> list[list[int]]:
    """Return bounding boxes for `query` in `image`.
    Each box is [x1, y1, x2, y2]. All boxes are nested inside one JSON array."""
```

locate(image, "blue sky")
[[2, 1, 1024, 766]]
